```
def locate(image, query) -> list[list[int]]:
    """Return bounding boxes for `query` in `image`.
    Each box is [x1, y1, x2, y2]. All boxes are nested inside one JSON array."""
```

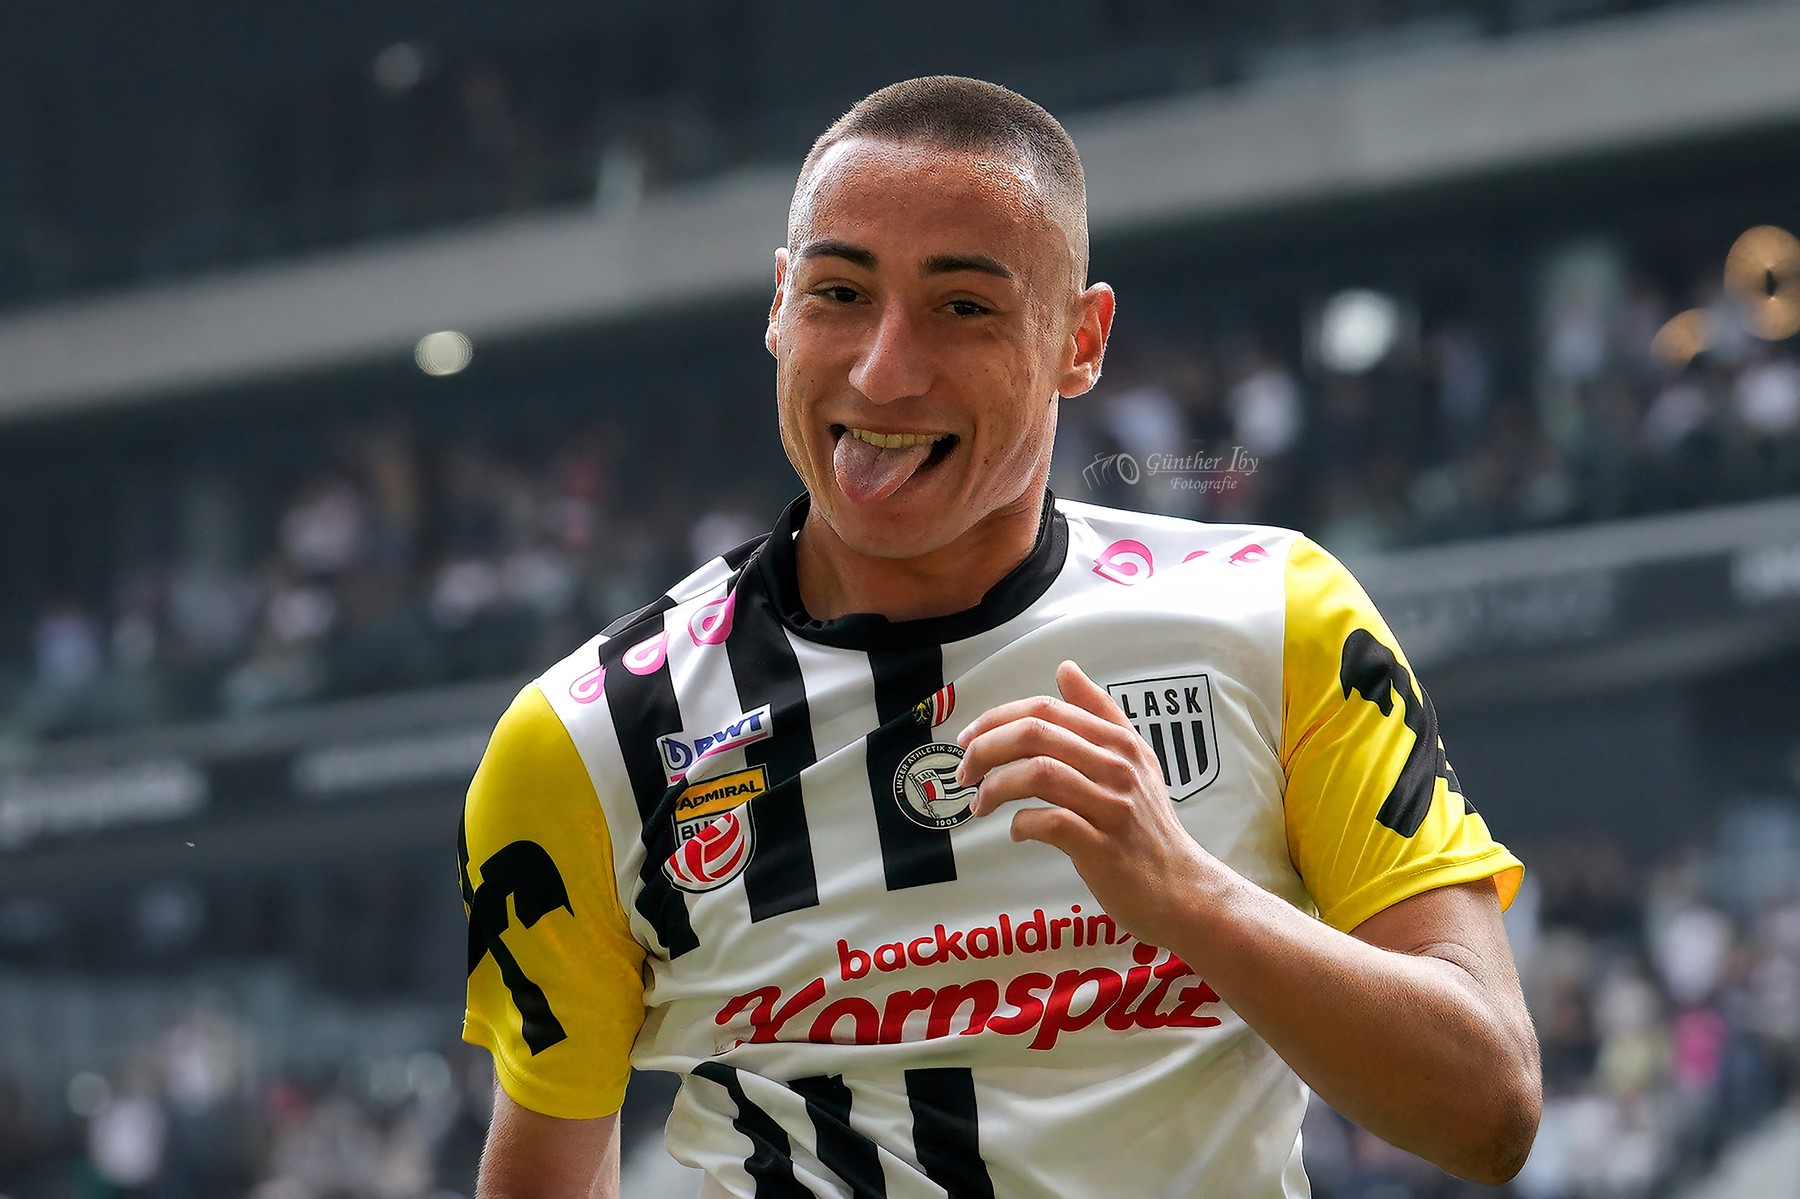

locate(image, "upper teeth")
[[848, 428, 949, 450]]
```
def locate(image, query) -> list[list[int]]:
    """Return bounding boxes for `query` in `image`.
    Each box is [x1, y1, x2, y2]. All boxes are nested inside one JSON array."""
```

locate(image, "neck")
[[794, 491, 1046, 623]]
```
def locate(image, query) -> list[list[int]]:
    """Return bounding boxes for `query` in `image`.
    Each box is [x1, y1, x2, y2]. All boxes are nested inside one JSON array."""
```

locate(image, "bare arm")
[[477, 1083, 622, 1199], [1174, 872, 1541, 1183], [958, 661, 1542, 1185]]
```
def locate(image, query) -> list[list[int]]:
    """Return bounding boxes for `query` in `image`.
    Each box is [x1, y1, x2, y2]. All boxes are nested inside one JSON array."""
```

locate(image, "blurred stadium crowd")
[[4, 1, 1799, 1196], [0, 0, 1732, 311], [2, 828, 1797, 1198], [6, 237, 1796, 744]]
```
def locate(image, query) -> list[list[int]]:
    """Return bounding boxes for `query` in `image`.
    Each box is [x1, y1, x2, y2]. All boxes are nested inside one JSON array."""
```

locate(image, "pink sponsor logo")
[[1093, 539, 1155, 586], [689, 592, 736, 646], [568, 664, 606, 704], [1229, 542, 1268, 566], [622, 631, 670, 675]]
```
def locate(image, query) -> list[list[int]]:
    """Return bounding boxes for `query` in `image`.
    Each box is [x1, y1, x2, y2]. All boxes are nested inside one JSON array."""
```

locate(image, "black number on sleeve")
[[1338, 629, 1469, 837], [460, 824, 574, 1054]]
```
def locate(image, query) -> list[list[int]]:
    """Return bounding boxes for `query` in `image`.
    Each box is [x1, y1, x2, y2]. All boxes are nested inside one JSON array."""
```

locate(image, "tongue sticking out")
[[834, 435, 936, 504]]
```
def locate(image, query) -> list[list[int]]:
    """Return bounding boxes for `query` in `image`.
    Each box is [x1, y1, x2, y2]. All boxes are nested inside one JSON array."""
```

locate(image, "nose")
[[847, 301, 934, 405]]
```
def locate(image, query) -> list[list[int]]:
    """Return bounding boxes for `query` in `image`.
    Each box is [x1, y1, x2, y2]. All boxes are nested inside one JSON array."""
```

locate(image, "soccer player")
[[461, 77, 1541, 1198]]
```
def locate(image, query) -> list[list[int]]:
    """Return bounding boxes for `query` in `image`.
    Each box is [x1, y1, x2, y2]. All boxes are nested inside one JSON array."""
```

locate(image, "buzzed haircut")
[[791, 76, 1090, 279]]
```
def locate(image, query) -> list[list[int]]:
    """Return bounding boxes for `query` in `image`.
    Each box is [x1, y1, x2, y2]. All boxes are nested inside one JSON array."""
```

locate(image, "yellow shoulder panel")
[[460, 683, 645, 1118], [1280, 538, 1522, 932]]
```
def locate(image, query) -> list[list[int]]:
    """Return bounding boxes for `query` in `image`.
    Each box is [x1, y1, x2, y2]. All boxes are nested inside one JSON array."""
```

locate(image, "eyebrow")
[[797, 240, 1014, 281], [921, 252, 1013, 281], [798, 239, 876, 270]]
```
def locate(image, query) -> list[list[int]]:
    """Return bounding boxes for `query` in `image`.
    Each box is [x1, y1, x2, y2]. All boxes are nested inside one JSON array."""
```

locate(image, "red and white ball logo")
[[663, 809, 754, 893]]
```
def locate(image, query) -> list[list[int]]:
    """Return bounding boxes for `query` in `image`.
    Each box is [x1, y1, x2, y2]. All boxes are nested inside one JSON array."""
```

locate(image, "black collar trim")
[[751, 491, 1068, 650]]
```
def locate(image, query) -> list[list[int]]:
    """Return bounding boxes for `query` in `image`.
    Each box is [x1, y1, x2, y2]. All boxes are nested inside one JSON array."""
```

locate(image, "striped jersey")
[[460, 493, 1523, 1198]]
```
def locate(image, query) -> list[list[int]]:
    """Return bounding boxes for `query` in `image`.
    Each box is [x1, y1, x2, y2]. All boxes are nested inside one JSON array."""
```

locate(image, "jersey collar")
[[752, 490, 1069, 650]]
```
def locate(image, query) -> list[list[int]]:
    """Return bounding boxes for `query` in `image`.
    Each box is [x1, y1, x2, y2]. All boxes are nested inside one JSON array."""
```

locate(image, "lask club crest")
[[1107, 674, 1221, 801], [893, 744, 978, 829]]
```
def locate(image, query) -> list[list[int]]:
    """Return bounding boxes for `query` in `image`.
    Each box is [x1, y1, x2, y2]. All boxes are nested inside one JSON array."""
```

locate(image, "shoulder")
[[1053, 496, 1309, 583], [1276, 536, 1395, 665]]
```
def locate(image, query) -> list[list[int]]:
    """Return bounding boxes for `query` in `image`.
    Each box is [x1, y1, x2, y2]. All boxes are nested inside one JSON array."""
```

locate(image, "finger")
[[956, 713, 1135, 796], [956, 691, 1134, 755], [1055, 660, 1135, 731], [970, 755, 1117, 823], [1008, 803, 1105, 858]]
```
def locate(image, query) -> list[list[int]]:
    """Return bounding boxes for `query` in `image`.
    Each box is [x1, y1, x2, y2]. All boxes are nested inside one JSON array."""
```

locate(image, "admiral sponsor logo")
[[664, 808, 754, 893], [892, 743, 977, 829], [1107, 674, 1221, 800], [671, 767, 768, 845], [657, 705, 773, 781], [911, 683, 956, 728]]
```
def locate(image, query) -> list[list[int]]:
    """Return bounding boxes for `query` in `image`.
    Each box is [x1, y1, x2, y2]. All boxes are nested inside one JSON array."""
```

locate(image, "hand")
[[955, 660, 1215, 948]]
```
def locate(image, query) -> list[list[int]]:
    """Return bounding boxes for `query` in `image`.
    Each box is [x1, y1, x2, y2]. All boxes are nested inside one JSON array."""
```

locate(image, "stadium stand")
[[3, 2, 1798, 1196]]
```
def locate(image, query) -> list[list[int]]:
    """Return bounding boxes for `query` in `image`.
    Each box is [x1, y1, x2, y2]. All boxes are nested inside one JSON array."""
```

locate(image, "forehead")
[[792, 137, 1070, 275]]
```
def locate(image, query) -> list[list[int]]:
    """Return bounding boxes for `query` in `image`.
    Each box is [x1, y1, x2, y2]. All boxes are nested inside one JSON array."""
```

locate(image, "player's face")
[[768, 137, 1113, 562]]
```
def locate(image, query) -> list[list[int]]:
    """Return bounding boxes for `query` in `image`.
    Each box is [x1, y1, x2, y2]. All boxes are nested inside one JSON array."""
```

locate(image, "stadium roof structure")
[[2, 1, 1799, 423]]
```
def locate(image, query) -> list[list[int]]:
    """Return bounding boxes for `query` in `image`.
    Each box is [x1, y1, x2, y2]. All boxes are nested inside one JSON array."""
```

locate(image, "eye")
[[815, 285, 861, 304], [945, 299, 990, 317]]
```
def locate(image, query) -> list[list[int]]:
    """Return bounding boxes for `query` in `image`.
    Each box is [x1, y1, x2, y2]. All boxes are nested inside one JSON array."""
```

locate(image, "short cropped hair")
[[791, 76, 1089, 278]]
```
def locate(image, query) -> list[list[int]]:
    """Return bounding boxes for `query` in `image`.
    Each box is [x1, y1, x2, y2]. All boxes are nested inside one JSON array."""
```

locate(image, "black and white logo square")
[[1106, 674, 1221, 801]]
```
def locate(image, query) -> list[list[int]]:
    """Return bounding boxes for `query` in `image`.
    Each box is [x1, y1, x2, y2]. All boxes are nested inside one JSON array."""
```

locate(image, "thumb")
[[1055, 660, 1131, 728]]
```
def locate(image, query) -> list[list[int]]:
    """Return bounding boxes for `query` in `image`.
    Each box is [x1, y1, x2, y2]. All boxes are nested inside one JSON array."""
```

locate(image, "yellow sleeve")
[[460, 684, 646, 1118], [1280, 537, 1523, 932]]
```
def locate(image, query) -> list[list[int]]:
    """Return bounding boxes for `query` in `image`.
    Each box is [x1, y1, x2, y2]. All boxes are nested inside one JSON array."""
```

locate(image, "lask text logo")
[[1107, 674, 1221, 800]]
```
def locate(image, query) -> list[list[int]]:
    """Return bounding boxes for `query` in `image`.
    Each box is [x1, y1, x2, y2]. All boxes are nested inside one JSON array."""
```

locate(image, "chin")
[[816, 492, 964, 561]]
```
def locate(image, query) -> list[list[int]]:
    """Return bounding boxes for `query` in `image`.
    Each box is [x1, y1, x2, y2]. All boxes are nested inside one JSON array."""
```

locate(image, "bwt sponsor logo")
[[711, 906, 1222, 1051], [657, 705, 773, 781]]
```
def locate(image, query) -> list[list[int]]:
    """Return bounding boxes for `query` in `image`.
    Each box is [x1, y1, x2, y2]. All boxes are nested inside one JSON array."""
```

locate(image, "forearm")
[[1164, 871, 1540, 1184], [477, 1084, 621, 1199]]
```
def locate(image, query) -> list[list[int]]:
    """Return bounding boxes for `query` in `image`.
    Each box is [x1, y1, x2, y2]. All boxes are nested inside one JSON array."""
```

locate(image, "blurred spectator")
[[281, 478, 370, 580], [32, 600, 103, 699], [86, 1062, 167, 1199], [1226, 346, 1305, 460], [7, 237, 1800, 743]]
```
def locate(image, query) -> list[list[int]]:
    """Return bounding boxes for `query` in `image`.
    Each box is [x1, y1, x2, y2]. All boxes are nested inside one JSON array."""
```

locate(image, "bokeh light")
[[1650, 308, 1711, 370], [1723, 224, 1800, 340], [414, 331, 473, 376], [1317, 289, 1402, 374], [66, 1072, 110, 1118]]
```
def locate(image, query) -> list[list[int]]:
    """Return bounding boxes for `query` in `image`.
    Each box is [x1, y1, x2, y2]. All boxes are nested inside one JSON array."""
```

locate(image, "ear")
[[766, 247, 790, 359], [1057, 283, 1116, 398]]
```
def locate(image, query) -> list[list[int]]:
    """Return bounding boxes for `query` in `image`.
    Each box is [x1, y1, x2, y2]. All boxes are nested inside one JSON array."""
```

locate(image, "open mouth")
[[829, 424, 960, 503], [832, 425, 959, 465]]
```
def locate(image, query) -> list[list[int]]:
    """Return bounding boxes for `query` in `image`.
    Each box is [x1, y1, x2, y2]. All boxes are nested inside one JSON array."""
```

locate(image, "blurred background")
[[3, 1, 1800, 1196]]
